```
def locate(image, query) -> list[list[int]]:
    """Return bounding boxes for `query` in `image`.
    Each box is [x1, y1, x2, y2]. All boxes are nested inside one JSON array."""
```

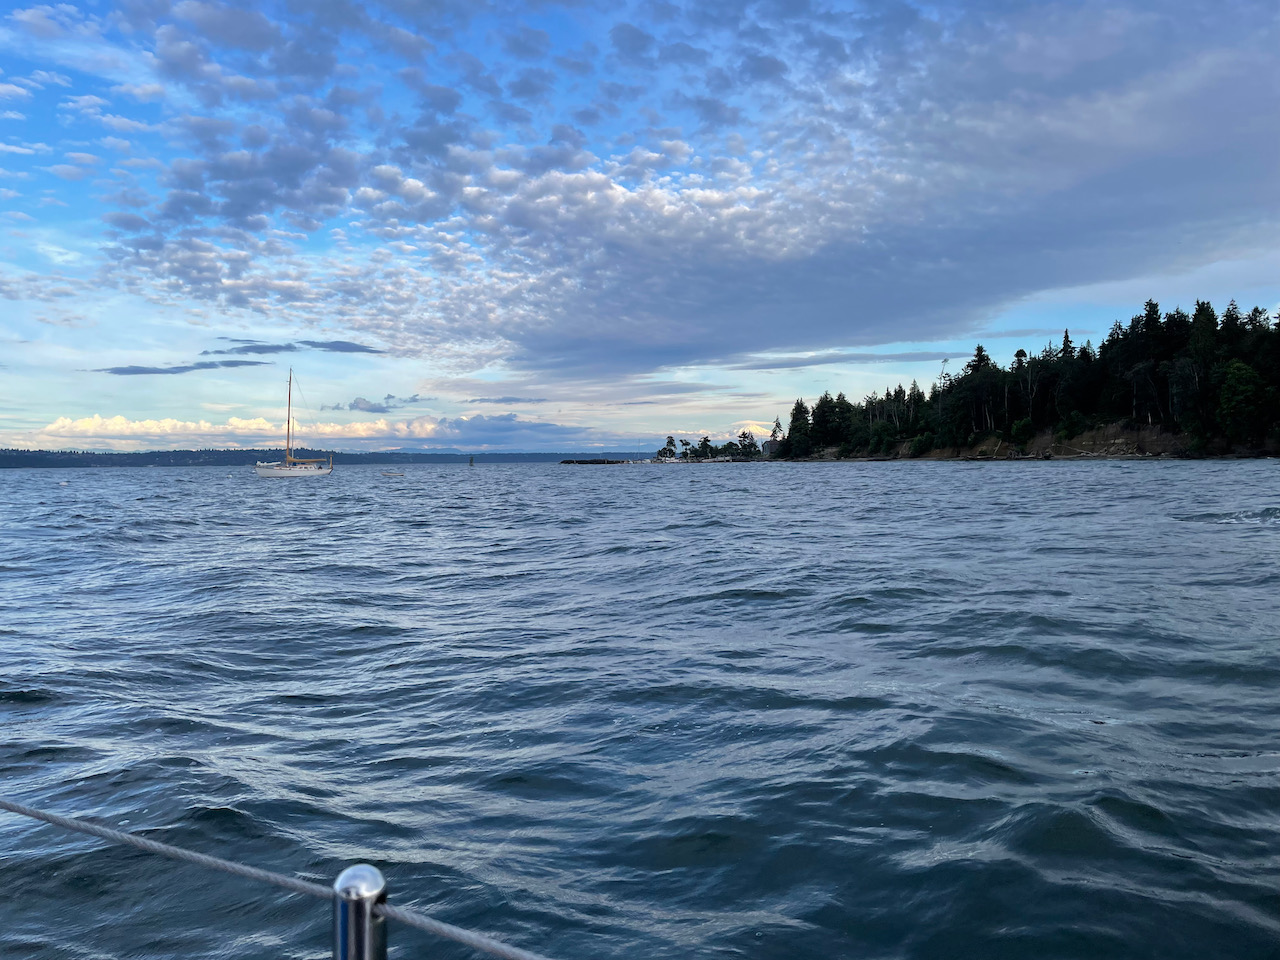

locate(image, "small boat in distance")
[[255, 369, 333, 478], [380, 471, 404, 477]]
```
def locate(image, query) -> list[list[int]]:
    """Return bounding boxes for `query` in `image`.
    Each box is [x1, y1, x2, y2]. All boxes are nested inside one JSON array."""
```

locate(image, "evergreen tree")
[[786, 398, 813, 457], [1220, 300, 1244, 358], [965, 344, 994, 374], [810, 391, 841, 448], [1188, 300, 1220, 431], [1141, 300, 1162, 339], [834, 392, 856, 444], [752, 297, 1280, 458]]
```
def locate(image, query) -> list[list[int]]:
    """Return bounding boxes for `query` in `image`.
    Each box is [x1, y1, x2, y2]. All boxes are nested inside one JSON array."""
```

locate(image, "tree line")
[[773, 298, 1280, 458], [655, 430, 762, 460]]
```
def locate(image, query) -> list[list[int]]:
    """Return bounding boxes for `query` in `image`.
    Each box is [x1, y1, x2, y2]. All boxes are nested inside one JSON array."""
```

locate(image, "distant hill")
[[0, 449, 653, 468]]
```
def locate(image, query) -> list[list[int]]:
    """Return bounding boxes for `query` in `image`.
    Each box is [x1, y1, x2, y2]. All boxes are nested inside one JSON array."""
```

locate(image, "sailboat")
[[254, 369, 333, 478]]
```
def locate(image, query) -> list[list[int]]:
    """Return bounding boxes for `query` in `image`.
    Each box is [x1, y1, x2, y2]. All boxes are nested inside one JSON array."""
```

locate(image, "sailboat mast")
[[286, 368, 293, 459]]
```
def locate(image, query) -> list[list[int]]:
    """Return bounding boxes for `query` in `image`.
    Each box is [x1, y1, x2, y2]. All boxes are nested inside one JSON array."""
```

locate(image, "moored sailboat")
[[255, 369, 333, 478]]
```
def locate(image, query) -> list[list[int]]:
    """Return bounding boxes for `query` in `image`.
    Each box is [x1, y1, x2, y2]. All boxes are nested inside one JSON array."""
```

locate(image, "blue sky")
[[1, 0, 1277, 452]]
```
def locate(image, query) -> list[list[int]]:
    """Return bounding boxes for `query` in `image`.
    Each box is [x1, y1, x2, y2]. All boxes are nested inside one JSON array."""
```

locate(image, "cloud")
[[738, 52, 788, 84], [112, 83, 166, 101], [9, 5, 92, 40], [100, 114, 156, 132], [730, 351, 967, 371], [36, 311, 91, 328], [22, 70, 71, 88], [28, 410, 648, 452], [38, 413, 278, 439], [45, 164, 88, 180], [321, 393, 428, 413], [1, 0, 1275, 406], [502, 26, 551, 61], [102, 211, 150, 230], [295, 339, 384, 354], [467, 396, 548, 404], [171, 0, 278, 52], [96, 359, 271, 375], [200, 338, 383, 355], [610, 23, 656, 65], [202, 341, 297, 355]]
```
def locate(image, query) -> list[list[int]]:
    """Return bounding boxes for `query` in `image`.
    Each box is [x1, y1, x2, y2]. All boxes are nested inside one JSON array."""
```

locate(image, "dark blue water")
[[2, 461, 1278, 959]]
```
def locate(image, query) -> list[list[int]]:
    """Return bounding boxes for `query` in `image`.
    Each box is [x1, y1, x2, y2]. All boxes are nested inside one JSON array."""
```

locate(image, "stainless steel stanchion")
[[334, 864, 388, 960]]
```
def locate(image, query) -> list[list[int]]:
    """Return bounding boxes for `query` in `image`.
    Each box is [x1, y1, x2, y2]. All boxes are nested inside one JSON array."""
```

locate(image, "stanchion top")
[[335, 864, 387, 901]]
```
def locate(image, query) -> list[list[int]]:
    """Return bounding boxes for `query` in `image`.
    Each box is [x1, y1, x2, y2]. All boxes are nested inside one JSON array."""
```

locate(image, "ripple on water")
[[1, 461, 1279, 960]]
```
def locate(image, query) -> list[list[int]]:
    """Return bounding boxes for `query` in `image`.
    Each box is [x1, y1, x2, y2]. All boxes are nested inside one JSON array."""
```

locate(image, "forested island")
[[766, 298, 1280, 460]]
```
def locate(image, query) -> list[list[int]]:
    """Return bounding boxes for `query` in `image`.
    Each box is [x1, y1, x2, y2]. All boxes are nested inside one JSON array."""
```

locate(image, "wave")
[[1174, 507, 1280, 524], [2, 461, 1278, 959]]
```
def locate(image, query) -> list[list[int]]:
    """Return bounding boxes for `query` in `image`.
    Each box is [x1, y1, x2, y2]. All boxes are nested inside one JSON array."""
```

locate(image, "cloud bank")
[[5, 3, 1276, 364], [1, 0, 1276, 449], [29, 409, 644, 452]]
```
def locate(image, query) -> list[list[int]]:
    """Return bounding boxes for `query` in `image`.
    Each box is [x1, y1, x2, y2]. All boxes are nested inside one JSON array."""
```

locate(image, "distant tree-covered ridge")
[[774, 299, 1280, 458]]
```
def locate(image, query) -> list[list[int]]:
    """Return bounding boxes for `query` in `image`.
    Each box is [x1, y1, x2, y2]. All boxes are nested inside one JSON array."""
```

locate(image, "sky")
[[0, 0, 1277, 453]]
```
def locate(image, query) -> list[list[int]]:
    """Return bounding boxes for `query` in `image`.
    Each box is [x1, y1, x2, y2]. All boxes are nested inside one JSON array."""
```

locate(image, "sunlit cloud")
[[24, 410, 654, 452]]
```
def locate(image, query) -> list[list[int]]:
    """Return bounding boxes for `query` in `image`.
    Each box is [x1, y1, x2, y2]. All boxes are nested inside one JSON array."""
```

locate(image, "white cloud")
[[99, 114, 156, 132], [45, 163, 87, 179], [112, 83, 166, 102], [24, 409, 644, 452], [35, 241, 82, 263], [59, 94, 108, 112], [40, 413, 277, 438]]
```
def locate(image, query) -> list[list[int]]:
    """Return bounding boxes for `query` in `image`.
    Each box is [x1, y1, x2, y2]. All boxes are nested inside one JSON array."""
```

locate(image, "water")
[[1, 461, 1278, 959]]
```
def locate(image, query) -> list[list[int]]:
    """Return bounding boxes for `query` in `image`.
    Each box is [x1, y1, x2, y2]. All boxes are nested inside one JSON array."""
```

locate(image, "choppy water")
[[1, 461, 1278, 960]]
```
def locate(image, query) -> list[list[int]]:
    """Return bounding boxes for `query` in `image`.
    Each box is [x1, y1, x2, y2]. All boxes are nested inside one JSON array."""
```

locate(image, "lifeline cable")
[[0, 797, 557, 960]]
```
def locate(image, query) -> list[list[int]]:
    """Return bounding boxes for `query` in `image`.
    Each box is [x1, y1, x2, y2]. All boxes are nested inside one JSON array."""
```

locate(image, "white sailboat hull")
[[254, 461, 333, 478]]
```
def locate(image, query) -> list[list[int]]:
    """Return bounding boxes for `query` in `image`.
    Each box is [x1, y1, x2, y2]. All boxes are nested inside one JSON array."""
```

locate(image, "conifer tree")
[[786, 398, 813, 457]]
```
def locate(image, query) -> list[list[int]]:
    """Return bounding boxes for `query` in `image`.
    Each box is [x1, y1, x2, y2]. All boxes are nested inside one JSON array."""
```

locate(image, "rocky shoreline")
[[783, 424, 1278, 462]]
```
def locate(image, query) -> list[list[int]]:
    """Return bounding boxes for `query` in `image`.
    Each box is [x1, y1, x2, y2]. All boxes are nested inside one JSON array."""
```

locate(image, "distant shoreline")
[[4, 426, 1275, 470], [0, 449, 652, 469]]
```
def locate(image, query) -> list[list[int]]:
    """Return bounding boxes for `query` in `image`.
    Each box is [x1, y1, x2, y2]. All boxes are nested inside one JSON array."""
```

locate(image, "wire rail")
[[0, 797, 558, 960]]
